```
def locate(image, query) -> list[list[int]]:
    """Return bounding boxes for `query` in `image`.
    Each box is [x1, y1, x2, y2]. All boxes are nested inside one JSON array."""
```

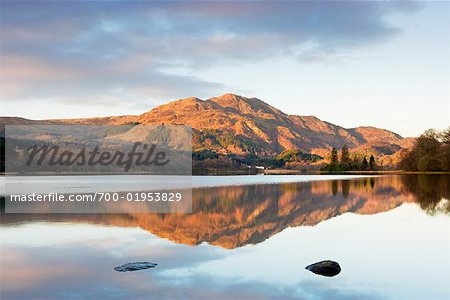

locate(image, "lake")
[[0, 175, 449, 300]]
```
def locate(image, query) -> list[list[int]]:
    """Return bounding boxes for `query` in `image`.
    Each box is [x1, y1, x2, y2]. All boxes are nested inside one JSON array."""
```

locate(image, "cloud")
[[0, 1, 422, 109], [1, 223, 384, 300], [0, 52, 226, 109]]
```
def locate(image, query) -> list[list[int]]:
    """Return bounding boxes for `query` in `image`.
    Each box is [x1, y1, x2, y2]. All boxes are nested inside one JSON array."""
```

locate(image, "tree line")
[[321, 144, 377, 171], [399, 128, 450, 172]]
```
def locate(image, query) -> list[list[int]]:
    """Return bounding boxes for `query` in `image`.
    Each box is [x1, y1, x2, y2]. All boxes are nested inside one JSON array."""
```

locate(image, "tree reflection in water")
[[400, 174, 450, 215]]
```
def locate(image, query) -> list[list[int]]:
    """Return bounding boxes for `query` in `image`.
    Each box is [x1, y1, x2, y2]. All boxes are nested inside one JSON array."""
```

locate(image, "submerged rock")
[[305, 260, 341, 277], [114, 262, 158, 272]]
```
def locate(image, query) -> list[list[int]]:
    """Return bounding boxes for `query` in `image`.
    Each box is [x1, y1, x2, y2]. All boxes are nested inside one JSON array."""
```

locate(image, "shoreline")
[[264, 169, 450, 175], [1, 170, 450, 176]]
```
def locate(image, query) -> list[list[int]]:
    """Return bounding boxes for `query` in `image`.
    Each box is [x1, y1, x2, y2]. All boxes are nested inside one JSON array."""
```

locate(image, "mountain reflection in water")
[[2, 175, 448, 249]]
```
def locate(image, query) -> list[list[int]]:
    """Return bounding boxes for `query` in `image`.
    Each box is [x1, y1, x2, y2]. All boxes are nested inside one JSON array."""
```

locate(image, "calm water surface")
[[1, 175, 449, 300]]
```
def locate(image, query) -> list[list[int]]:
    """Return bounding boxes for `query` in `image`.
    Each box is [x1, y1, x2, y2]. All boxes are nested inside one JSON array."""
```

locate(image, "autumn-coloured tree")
[[400, 127, 449, 171], [340, 144, 350, 167]]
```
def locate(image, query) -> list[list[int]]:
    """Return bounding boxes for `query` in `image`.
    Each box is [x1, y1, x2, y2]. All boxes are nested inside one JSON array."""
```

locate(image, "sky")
[[0, 1, 449, 137]]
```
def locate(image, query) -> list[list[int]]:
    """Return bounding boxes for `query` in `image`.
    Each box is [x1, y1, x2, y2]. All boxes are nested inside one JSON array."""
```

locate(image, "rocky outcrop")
[[305, 260, 341, 277], [114, 262, 157, 272]]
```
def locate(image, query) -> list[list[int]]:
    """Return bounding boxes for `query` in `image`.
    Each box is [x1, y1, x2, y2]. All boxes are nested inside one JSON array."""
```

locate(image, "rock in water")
[[305, 260, 341, 277], [114, 262, 158, 272]]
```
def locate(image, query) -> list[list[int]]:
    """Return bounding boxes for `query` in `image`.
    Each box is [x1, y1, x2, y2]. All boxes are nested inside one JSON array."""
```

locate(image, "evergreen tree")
[[340, 144, 350, 169], [369, 155, 376, 170], [330, 148, 338, 166], [361, 156, 368, 170], [350, 155, 360, 171]]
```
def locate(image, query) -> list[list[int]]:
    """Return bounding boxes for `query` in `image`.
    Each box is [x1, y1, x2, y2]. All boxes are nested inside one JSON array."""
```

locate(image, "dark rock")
[[114, 262, 158, 272], [305, 260, 341, 277]]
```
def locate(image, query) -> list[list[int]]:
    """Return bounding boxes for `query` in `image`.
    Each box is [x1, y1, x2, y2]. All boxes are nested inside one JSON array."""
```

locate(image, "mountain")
[[0, 93, 412, 165]]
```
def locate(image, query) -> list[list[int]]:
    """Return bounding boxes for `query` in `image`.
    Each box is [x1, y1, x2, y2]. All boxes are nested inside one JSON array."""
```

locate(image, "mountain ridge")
[[0, 93, 414, 165]]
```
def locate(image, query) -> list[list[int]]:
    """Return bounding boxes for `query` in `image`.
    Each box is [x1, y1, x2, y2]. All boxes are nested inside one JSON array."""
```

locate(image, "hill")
[[0, 93, 413, 166]]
